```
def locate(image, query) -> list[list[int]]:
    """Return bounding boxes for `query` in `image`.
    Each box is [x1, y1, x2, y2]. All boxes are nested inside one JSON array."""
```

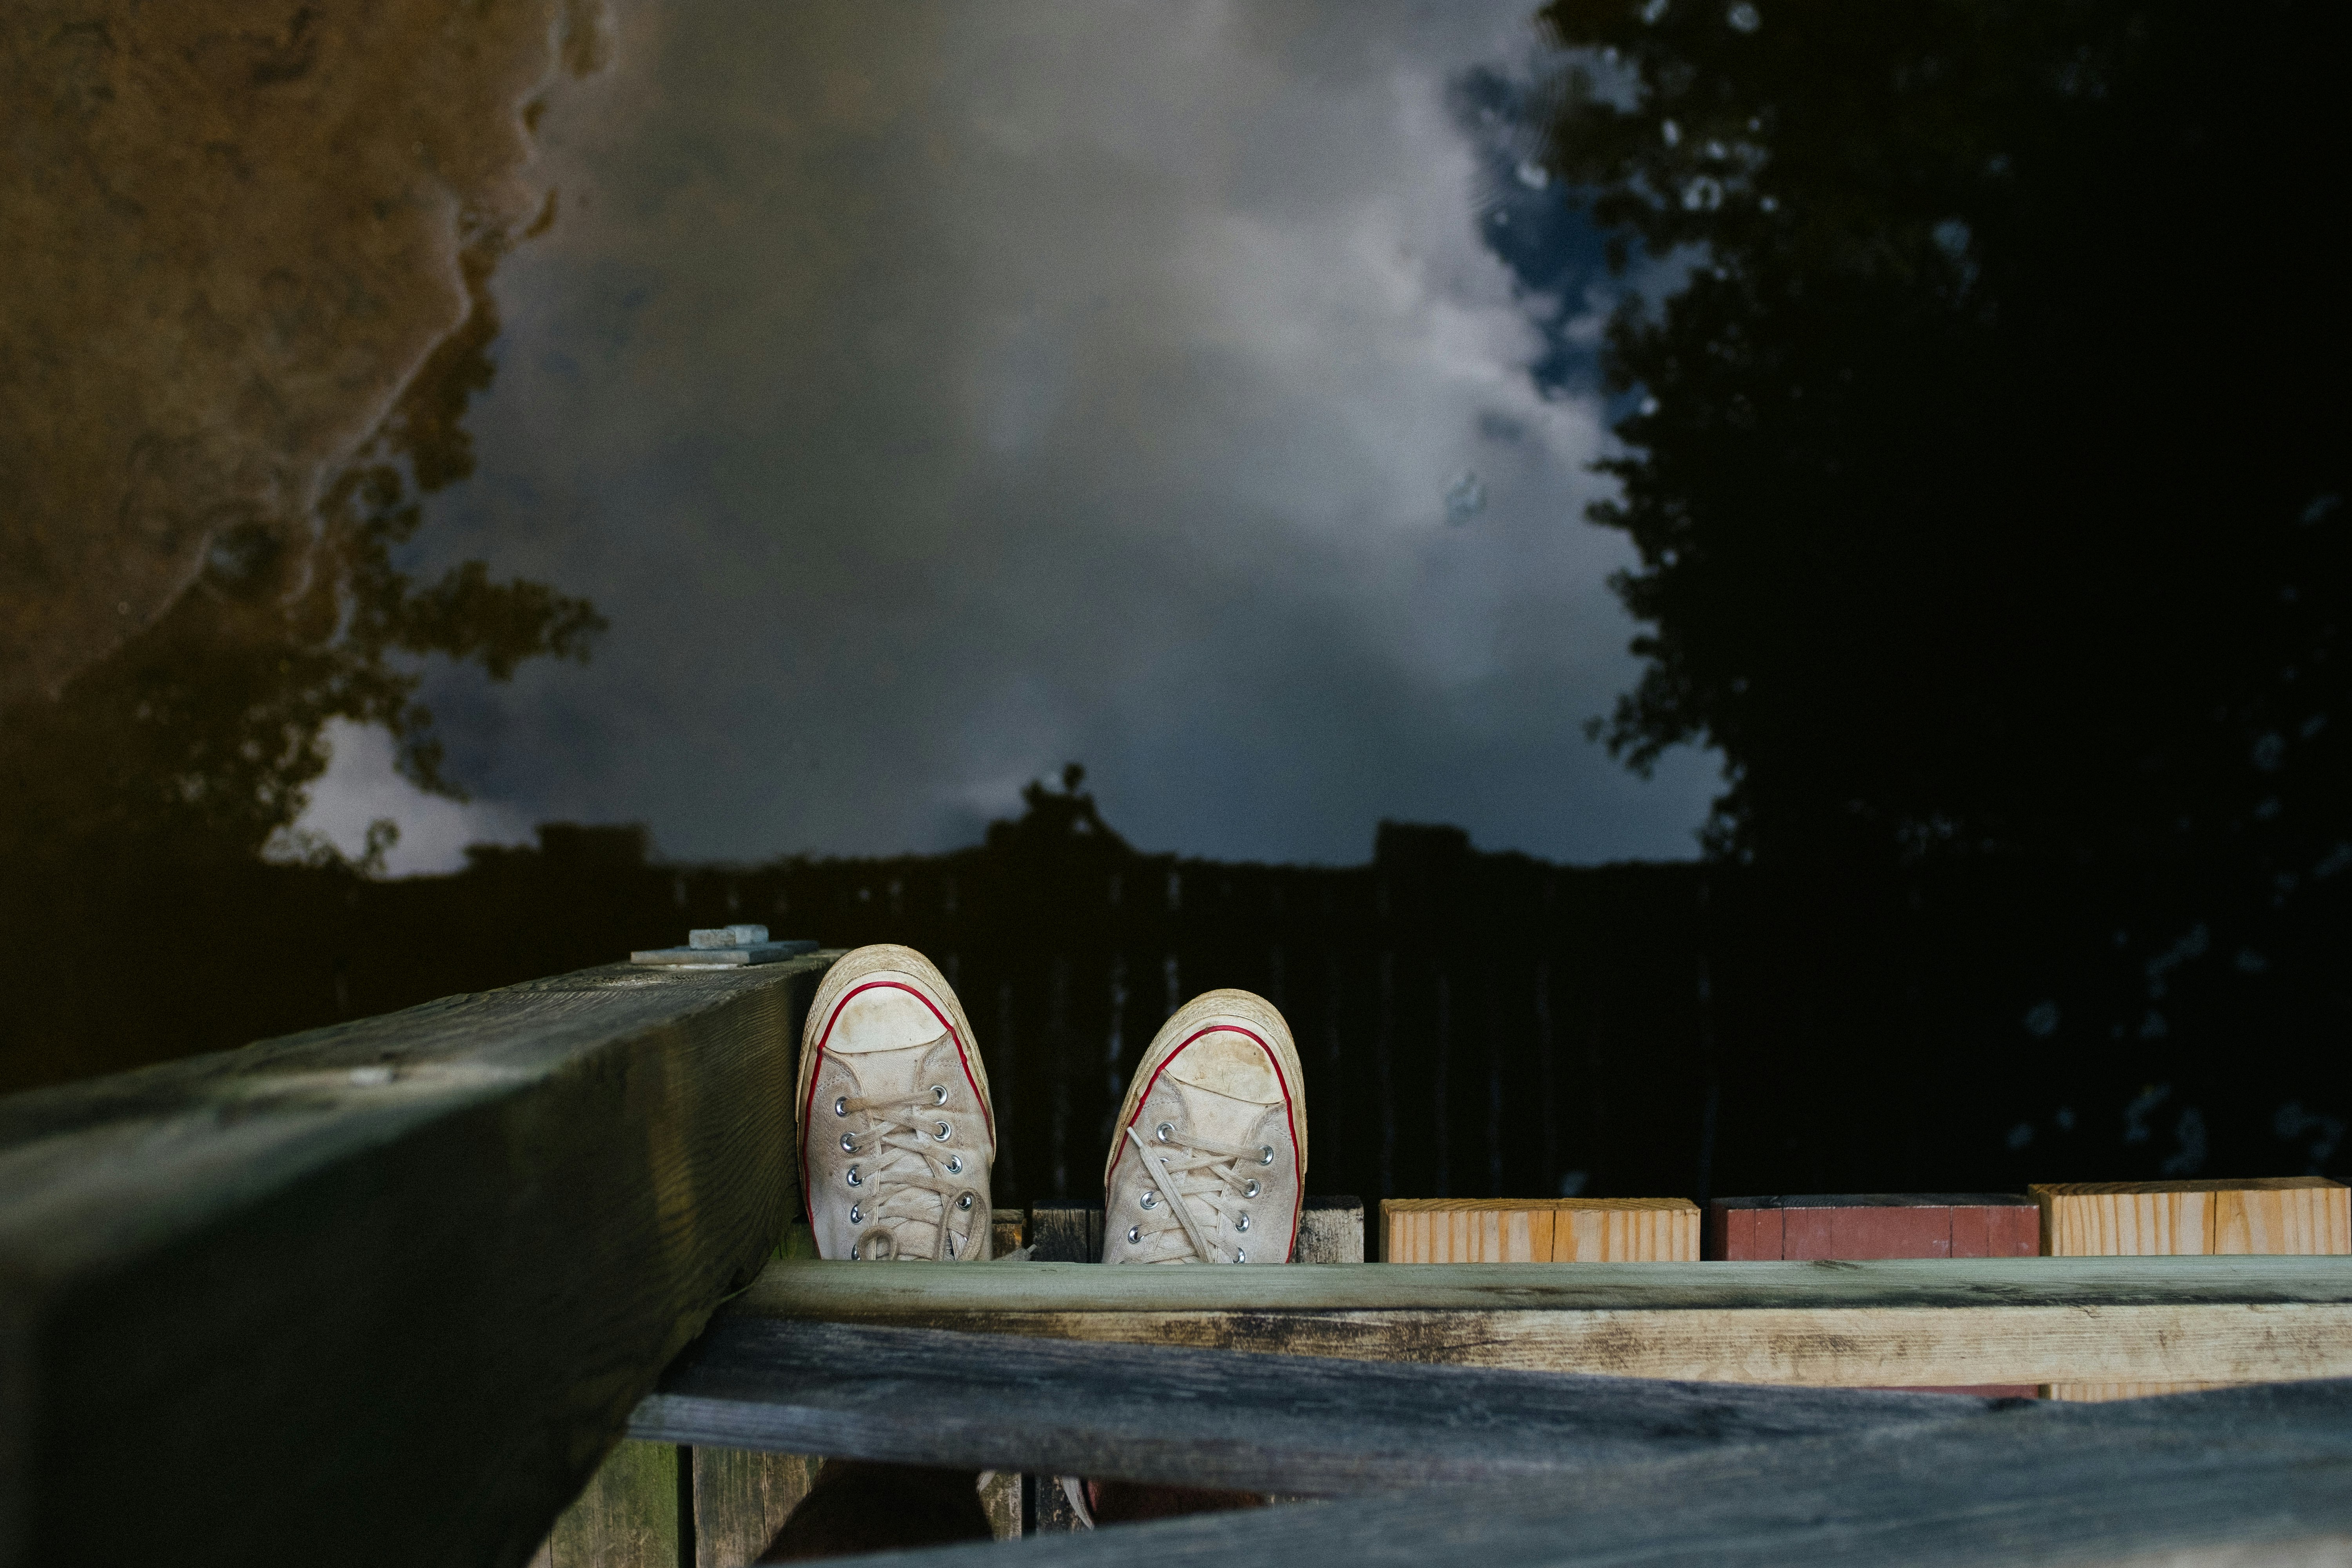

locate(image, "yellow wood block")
[[2043, 1380, 2236, 1403], [2031, 1178, 2347, 1258], [2214, 1180, 2351, 1255], [1381, 1198, 1700, 1262]]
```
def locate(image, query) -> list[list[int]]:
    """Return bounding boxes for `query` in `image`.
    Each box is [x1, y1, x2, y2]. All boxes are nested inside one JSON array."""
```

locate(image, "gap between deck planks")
[[724, 1254, 2352, 1389]]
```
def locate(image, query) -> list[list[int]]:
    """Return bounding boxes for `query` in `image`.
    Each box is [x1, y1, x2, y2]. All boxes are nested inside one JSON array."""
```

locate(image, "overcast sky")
[[298, 0, 1720, 873]]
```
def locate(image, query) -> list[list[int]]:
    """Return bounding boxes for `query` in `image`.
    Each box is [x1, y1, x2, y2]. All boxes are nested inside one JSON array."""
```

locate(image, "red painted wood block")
[[1708, 1194, 2040, 1261], [1705, 1201, 1784, 1262]]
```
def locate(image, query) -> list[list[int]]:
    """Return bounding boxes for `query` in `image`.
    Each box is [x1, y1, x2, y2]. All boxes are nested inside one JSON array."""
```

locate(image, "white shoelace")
[[836, 1088, 982, 1260], [1120, 1122, 1272, 1263]]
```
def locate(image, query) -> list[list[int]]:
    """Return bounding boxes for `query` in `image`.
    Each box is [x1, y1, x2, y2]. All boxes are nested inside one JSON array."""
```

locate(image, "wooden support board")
[[1381, 1198, 1700, 1262], [1709, 1194, 2039, 1261], [820, 1379, 2352, 1568], [0, 952, 835, 1568], [527, 1440, 686, 1568], [728, 1254, 2352, 1389], [628, 1317, 2022, 1495]]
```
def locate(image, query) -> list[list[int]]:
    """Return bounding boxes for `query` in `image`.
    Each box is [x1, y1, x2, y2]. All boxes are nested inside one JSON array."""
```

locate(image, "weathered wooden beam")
[[0, 953, 835, 1568], [728, 1255, 2352, 1388], [830, 1378, 2352, 1568], [628, 1318, 2018, 1495]]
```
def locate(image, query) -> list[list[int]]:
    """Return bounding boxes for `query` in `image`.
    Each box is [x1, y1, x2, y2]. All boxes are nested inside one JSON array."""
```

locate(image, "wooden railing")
[[5, 948, 2351, 1568], [0, 951, 833, 1568]]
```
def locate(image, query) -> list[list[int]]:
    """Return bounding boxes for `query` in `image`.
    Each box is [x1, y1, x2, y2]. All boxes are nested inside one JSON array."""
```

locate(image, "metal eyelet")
[[1257, 1145, 1275, 1165], [1156, 1120, 1175, 1142], [841, 1133, 857, 1153], [934, 1121, 952, 1141], [1236, 1213, 1250, 1233], [1234, 1248, 1247, 1263], [931, 1084, 949, 1105], [835, 1095, 849, 1116], [846, 1167, 862, 1187], [946, 1155, 964, 1174], [1243, 1178, 1261, 1198], [958, 1192, 975, 1210], [849, 1204, 863, 1224], [849, 1246, 860, 1260], [1140, 1191, 1159, 1210], [1127, 1225, 1142, 1243]]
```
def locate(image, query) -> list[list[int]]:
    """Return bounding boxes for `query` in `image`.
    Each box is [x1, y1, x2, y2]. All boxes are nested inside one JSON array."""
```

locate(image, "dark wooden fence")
[[8, 793, 2343, 1205]]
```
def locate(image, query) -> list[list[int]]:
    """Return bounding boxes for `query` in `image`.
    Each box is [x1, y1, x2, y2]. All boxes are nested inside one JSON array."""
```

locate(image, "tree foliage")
[[1539, 0, 2347, 880]]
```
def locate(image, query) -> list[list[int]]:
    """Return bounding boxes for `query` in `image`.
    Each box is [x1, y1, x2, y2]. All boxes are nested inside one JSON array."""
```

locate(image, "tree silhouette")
[[1537, 0, 2347, 882]]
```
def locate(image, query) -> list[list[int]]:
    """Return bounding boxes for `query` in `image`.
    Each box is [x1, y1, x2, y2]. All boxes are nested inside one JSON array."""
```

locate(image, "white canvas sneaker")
[[1100, 989, 1306, 1265], [797, 945, 996, 1261]]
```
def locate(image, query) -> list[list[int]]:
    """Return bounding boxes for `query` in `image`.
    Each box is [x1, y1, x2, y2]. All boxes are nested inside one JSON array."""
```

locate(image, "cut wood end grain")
[[2032, 1179, 2349, 1258], [1379, 1198, 1701, 1263]]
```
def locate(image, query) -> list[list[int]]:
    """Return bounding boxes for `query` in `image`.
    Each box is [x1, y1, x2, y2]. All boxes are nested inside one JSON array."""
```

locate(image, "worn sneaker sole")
[[795, 944, 997, 1222], [1103, 988, 1307, 1236]]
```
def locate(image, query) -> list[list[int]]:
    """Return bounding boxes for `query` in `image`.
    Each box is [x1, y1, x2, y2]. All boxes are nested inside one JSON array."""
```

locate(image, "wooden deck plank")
[[628, 1319, 2016, 1495], [0, 953, 834, 1568], [727, 1256, 2352, 1388], [827, 1379, 2352, 1568]]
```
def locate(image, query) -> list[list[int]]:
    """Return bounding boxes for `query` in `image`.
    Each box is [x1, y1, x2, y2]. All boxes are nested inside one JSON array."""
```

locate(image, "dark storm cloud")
[[297, 0, 1720, 871]]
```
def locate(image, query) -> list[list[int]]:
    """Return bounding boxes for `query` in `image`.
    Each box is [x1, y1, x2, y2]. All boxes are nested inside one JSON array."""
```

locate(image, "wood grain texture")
[[1030, 1203, 1103, 1264], [822, 1379, 2352, 1568], [690, 1448, 820, 1568], [2032, 1175, 2343, 1260], [729, 1256, 2352, 1388], [2036, 1182, 2214, 1256], [541, 1440, 683, 1568], [0, 952, 836, 1568], [1381, 1198, 1699, 1262], [628, 1318, 2017, 1495], [2044, 1381, 2239, 1403], [1294, 1198, 1366, 1264], [2214, 1181, 2351, 1256], [2033, 1178, 2348, 1258]]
